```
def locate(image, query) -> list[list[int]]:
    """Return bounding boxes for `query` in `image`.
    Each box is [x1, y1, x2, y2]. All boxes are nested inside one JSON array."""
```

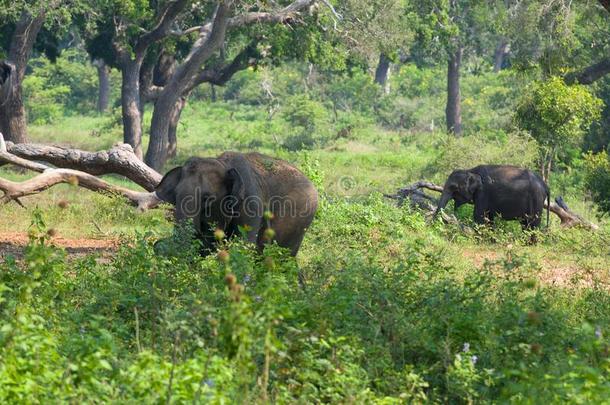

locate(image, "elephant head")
[[154, 157, 247, 237], [433, 170, 483, 217]]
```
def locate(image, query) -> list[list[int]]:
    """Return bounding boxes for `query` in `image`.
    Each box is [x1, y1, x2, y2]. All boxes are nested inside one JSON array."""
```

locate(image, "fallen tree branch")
[[384, 182, 462, 227], [0, 132, 162, 210], [3, 141, 162, 191], [0, 169, 161, 210], [387, 181, 598, 230], [547, 197, 598, 230]]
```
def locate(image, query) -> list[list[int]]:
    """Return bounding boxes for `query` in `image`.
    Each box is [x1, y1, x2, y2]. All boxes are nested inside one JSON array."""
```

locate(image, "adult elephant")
[[155, 152, 318, 256], [433, 165, 550, 229]]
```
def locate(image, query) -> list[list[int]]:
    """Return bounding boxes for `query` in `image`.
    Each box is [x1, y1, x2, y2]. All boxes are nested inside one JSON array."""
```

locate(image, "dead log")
[[387, 181, 598, 230], [3, 141, 161, 191], [0, 170, 161, 210], [384, 182, 462, 226], [547, 198, 598, 230], [0, 133, 161, 210]]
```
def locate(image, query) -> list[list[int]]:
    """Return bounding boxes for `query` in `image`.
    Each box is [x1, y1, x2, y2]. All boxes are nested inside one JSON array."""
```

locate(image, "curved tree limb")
[[0, 169, 161, 211], [565, 58, 610, 85], [3, 141, 162, 191], [136, 0, 190, 56], [0, 133, 161, 210]]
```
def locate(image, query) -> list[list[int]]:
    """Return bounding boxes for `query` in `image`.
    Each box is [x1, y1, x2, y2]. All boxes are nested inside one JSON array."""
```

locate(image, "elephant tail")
[[546, 184, 550, 228]]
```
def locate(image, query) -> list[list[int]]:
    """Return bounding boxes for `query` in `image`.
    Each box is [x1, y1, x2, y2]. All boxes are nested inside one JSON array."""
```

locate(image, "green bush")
[[583, 150, 610, 213], [23, 48, 102, 121], [281, 94, 329, 151], [428, 131, 540, 179], [325, 70, 381, 115], [22, 75, 70, 124], [515, 76, 603, 177], [1, 199, 610, 403]]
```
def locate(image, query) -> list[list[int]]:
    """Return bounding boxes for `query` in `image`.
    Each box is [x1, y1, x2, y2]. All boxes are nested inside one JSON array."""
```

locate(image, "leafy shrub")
[[583, 150, 610, 213], [23, 48, 102, 122], [223, 68, 267, 105], [325, 70, 381, 114], [22, 75, 70, 124], [1, 203, 610, 403], [394, 64, 445, 98], [515, 76, 603, 177], [281, 94, 328, 130], [428, 131, 540, 179], [281, 94, 329, 151]]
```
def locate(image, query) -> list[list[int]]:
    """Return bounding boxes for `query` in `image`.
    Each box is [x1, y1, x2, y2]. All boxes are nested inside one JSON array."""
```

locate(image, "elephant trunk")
[[433, 189, 452, 219], [175, 192, 204, 235]]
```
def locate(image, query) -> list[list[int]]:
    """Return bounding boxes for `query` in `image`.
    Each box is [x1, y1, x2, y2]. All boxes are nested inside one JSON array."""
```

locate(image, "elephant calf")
[[433, 165, 550, 229], [155, 152, 318, 256]]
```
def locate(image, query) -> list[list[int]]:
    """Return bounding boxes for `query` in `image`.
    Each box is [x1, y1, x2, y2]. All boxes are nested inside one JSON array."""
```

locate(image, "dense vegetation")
[[1, 0, 610, 403]]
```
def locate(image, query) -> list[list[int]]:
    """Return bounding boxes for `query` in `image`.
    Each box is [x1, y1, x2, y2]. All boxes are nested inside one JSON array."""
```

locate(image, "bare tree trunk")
[[121, 61, 144, 159], [374, 53, 391, 95], [446, 46, 463, 136], [95, 59, 111, 113], [0, 83, 28, 144], [167, 97, 187, 160], [0, 11, 47, 143], [145, 93, 175, 170], [493, 39, 509, 73]]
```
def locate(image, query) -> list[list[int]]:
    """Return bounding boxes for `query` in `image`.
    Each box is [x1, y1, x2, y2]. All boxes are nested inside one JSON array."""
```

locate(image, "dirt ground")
[[461, 248, 609, 290], [0, 231, 607, 291], [0, 231, 118, 260]]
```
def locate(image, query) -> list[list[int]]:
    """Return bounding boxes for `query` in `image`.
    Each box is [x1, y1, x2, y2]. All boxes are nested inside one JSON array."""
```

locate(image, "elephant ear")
[[155, 166, 183, 204], [467, 172, 483, 195], [226, 168, 245, 201]]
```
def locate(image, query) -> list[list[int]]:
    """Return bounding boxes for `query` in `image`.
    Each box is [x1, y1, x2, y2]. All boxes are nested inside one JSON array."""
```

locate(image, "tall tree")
[[81, 0, 193, 159], [412, 0, 496, 136], [0, 2, 65, 143], [93, 59, 111, 112], [338, 0, 413, 95], [82, 0, 340, 168]]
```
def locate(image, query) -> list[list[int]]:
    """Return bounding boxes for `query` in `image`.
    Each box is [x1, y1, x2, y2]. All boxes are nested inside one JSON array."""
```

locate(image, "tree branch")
[[169, 25, 203, 36], [0, 169, 161, 210], [187, 41, 258, 91], [3, 141, 162, 191], [136, 0, 190, 56], [564, 58, 610, 85], [8, 11, 47, 80], [227, 0, 316, 28], [0, 134, 161, 210]]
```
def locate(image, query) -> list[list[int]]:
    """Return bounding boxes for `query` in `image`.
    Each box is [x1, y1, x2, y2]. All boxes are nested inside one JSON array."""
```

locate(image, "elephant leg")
[[486, 211, 496, 225], [473, 195, 488, 225], [520, 215, 540, 244]]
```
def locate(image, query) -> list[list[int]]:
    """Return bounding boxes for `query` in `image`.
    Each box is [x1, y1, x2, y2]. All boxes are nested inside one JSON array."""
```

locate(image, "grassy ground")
[[1, 99, 610, 402], [1, 100, 608, 285]]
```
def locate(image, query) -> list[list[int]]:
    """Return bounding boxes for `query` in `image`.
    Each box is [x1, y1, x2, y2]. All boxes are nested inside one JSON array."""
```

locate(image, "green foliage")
[[516, 77, 603, 152], [23, 48, 109, 123], [0, 207, 608, 402], [281, 94, 329, 151], [583, 150, 610, 214], [429, 131, 539, 178], [22, 75, 70, 124]]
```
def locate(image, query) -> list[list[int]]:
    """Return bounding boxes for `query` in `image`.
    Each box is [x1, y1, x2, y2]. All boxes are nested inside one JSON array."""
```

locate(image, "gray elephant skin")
[[155, 152, 318, 256], [434, 165, 550, 229]]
